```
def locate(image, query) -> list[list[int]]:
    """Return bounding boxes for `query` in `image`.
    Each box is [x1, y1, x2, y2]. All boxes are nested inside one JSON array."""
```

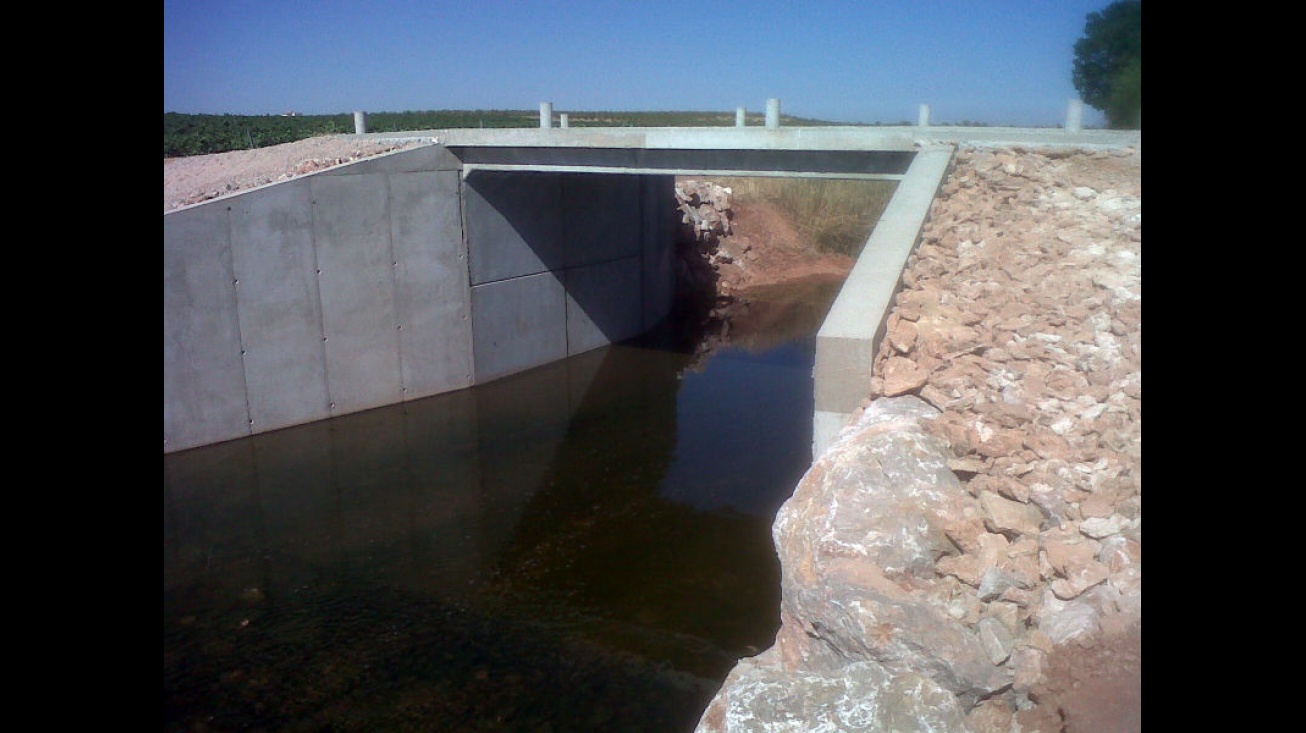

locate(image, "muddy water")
[[163, 277, 843, 733]]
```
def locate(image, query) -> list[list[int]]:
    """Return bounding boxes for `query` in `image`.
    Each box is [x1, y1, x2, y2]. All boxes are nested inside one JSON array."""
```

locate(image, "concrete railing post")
[[540, 102, 553, 129], [736, 107, 746, 127], [353, 111, 367, 135], [1065, 99, 1083, 133], [765, 98, 780, 129], [918, 104, 931, 127], [559, 113, 569, 128]]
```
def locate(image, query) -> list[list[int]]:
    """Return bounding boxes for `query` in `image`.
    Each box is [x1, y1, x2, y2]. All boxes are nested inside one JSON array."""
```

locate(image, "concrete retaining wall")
[[811, 147, 956, 457], [169, 128, 1136, 457], [463, 170, 675, 382], [164, 145, 676, 454]]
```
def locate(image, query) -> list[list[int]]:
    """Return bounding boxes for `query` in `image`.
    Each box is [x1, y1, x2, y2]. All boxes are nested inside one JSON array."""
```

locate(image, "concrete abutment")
[[166, 125, 1139, 455], [165, 143, 677, 454]]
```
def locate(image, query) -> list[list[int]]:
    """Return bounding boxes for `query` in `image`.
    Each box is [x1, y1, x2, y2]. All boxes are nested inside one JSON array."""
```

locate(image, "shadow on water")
[[164, 277, 843, 733]]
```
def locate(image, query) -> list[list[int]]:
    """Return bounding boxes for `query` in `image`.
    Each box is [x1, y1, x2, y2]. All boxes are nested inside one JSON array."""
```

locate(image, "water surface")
[[164, 278, 841, 733]]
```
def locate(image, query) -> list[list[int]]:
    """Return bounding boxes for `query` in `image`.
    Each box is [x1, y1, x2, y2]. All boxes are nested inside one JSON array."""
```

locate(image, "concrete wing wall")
[[164, 145, 471, 454], [811, 148, 956, 456]]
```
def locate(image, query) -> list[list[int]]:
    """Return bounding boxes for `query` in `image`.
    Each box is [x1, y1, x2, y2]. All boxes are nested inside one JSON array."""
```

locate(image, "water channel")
[[164, 276, 843, 733]]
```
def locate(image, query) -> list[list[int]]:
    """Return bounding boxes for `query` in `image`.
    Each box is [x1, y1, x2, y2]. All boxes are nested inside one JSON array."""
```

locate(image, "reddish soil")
[[718, 200, 855, 291]]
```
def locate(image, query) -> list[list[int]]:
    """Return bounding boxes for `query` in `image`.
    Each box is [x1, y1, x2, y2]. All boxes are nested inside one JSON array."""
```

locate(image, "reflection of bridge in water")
[[164, 122, 1140, 456]]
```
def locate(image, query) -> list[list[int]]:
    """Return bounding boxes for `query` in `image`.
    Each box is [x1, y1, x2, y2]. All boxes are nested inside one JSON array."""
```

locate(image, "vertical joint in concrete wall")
[[354, 111, 368, 135], [765, 98, 781, 129], [736, 107, 746, 127], [918, 104, 931, 127], [540, 102, 553, 129], [1065, 99, 1084, 133], [559, 113, 569, 129]]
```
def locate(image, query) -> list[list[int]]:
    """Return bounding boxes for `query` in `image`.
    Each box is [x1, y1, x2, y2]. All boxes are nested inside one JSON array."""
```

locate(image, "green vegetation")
[[717, 176, 897, 257], [1072, 0, 1142, 129], [164, 109, 839, 157]]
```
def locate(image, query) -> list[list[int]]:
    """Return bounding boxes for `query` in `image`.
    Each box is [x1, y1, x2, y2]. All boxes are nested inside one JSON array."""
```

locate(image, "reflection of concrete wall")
[[165, 146, 677, 455], [161, 336, 682, 605], [463, 171, 675, 383], [164, 145, 471, 453]]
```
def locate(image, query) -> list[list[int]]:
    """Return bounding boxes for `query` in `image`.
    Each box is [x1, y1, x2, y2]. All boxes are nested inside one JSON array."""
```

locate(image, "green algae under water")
[[164, 277, 842, 733]]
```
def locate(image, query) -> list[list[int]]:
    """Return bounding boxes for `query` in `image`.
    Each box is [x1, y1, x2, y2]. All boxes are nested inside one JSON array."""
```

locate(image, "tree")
[[1072, 0, 1142, 129]]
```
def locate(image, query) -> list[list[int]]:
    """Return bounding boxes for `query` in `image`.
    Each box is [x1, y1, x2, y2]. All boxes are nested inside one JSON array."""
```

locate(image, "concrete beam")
[[463, 164, 902, 181], [452, 147, 916, 176], [361, 125, 1139, 152]]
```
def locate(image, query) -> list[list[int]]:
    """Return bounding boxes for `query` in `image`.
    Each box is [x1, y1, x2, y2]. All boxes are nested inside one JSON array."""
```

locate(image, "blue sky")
[[164, 0, 1117, 127]]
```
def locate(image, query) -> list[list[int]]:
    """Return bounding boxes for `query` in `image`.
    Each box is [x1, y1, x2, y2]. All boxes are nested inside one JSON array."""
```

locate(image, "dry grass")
[[716, 177, 897, 257]]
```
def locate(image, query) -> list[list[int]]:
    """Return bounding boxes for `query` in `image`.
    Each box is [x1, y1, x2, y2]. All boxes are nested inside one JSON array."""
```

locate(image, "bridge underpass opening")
[[456, 147, 913, 388]]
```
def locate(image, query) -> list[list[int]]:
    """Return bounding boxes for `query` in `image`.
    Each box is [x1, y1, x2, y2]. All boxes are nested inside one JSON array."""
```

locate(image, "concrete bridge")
[[164, 118, 1140, 455]]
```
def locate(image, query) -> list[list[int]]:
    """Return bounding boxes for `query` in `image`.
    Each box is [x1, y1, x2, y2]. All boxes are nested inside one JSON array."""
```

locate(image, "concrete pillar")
[[559, 113, 569, 128], [540, 102, 553, 129], [353, 111, 367, 135], [918, 104, 931, 127], [1065, 99, 1083, 133], [765, 98, 780, 129], [736, 107, 746, 127]]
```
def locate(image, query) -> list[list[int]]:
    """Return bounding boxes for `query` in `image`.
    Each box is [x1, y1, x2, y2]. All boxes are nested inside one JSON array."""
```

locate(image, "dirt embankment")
[[670, 178, 856, 358]]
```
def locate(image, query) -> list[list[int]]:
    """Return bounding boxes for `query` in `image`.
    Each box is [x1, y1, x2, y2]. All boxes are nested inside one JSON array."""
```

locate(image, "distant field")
[[164, 109, 855, 157]]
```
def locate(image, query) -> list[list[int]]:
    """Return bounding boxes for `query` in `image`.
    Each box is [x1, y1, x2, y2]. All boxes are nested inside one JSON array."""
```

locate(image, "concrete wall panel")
[[464, 171, 563, 284], [313, 174, 403, 416], [470, 271, 567, 383], [565, 257, 643, 355], [641, 175, 677, 329], [164, 205, 251, 452], [391, 170, 474, 398], [562, 174, 641, 267], [229, 180, 332, 433]]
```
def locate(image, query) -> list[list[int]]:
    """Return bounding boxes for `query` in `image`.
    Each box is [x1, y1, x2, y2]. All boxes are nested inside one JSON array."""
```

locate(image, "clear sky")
[[163, 0, 1116, 128]]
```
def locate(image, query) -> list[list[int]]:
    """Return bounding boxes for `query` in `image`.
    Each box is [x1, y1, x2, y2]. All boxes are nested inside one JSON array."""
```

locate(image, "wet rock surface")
[[697, 144, 1141, 733]]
